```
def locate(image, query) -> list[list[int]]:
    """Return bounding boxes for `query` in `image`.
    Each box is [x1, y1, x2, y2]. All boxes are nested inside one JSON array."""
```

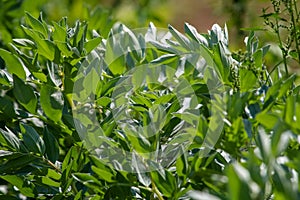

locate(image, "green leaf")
[[132, 153, 151, 186], [96, 96, 111, 107], [154, 94, 174, 104], [130, 93, 152, 108], [0, 127, 20, 151], [25, 12, 48, 38], [131, 66, 147, 88], [0, 150, 14, 158], [239, 69, 257, 92], [40, 176, 60, 187], [0, 49, 26, 79], [150, 41, 179, 54], [20, 124, 45, 155], [36, 39, 57, 61], [0, 70, 11, 86], [168, 24, 191, 50], [62, 146, 82, 172], [13, 75, 37, 114], [52, 22, 67, 42], [43, 127, 59, 163], [85, 37, 102, 53], [172, 112, 199, 126], [176, 150, 188, 177], [91, 165, 116, 183], [199, 44, 215, 67], [108, 56, 126, 75], [13, 38, 36, 49], [256, 112, 279, 129], [0, 96, 16, 119], [272, 165, 298, 199], [283, 95, 296, 125], [271, 130, 291, 157], [90, 155, 118, 182], [55, 42, 73, 57], [253, 49, 263, 69], [184, 23, 201, 42], [227, 163, 253, 200], [151, 170, 176, 198], [151, 54, 178, 64], [83, 67, 100, 96], [0, 154, 37, 174], [256, 128, 271, 163], [72, 173, 102, 191], [22, 25, 57, 61], [264, 80, 281, 107], [0, 175, 36, 197], [61, 147, 82, 192], [212, 43, 231, 83], [278, 74, 295, 98], [74, 190, 83, 200], [40, 84, 63, 122], [184, 23, 208, 47]]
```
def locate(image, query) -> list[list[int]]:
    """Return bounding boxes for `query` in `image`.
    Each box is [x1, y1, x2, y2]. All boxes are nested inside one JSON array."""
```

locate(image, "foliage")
[[0, 4, 300, 200], [261, 0, 300, 75], [0, 0, 169, 50]]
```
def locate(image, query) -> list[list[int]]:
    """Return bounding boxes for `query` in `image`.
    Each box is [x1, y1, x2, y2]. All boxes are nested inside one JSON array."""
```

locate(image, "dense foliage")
[[0, 1, 300, 200]]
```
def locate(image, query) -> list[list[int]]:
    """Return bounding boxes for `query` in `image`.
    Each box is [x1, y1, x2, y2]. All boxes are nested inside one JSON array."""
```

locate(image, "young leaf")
[[168, 24, 191, 50], [25, 12, 48, 38], [184, 23, 208, 46], [52, 22, 67, 42]]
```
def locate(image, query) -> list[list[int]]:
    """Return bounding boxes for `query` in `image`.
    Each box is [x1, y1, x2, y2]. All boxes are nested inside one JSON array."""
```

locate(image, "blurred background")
[[0, 0, 289, 70], [0, 0, 271, 44]]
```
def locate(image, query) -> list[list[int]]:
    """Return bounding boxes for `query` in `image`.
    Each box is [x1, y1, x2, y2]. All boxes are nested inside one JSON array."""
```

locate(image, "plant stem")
[[45, 158, 62, 173], [273, 6, 289, 76], [151, 177, 164, 200], [291, 0, 300, 62]]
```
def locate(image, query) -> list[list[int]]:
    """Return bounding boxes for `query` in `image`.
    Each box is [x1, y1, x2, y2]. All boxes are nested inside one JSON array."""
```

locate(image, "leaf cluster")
[[0, 10, 299, 200]]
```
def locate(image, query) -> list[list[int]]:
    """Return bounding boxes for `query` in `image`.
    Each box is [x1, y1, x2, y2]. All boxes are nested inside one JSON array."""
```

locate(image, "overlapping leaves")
[[0, 12, 299, 200]]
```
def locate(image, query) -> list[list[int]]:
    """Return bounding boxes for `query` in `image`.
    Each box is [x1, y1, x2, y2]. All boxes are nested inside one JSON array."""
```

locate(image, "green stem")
[[272, 3, 289, 76], [31, 154, 62, 173], [151, 177, 164, 200], [44, 158, 62, 173], [291, 0, 300, 62]]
